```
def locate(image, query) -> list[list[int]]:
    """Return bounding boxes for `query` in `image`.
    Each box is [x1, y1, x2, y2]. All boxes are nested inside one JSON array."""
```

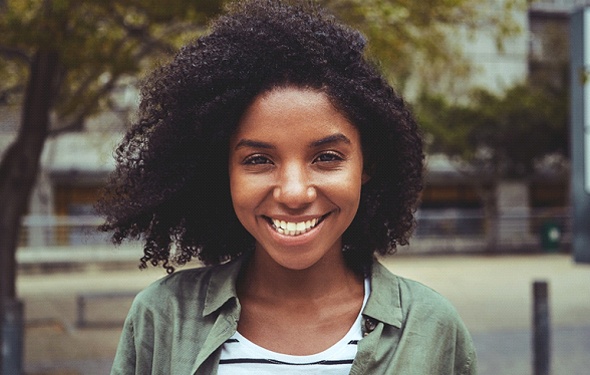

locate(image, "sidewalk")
[[19, 253, 590, 375], [382, 253, 590, 375]]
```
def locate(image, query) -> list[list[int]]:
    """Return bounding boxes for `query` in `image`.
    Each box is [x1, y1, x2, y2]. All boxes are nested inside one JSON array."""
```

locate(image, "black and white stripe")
[[219, 339, 358, 366]]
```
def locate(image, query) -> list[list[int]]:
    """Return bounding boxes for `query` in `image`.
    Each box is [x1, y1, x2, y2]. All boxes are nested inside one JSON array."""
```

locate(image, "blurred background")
[[0, 0, 589, 374]]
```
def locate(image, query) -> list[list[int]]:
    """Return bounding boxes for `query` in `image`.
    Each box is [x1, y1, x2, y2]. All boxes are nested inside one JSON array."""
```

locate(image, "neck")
[[240, 248, 362, 301]]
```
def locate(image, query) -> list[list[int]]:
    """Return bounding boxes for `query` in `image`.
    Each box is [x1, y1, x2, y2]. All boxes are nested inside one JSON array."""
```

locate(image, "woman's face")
[[229, 86, 367, 271]]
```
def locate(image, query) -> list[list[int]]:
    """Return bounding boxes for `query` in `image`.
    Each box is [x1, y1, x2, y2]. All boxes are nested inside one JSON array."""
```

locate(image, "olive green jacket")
[[111, 257, 477, 374]]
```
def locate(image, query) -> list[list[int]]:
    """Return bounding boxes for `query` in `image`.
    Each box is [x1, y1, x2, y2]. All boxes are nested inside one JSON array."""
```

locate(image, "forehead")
[[231, 86, 360, 144]]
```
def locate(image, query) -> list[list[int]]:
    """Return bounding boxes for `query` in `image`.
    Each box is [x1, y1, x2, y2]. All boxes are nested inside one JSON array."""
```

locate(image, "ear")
[[361, 171, 371, 184]]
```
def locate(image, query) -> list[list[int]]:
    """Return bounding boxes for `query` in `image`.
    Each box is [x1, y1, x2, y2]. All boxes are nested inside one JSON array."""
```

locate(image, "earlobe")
[[361, 172, 371, 184]]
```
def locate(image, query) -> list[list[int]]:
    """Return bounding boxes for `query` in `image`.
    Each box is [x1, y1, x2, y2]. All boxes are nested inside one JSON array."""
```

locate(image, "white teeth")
[[271, 217, 322, 236]]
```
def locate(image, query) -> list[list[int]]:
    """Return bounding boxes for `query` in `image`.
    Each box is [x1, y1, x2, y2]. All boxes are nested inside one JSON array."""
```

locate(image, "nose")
[[273, 163, 317, 208]]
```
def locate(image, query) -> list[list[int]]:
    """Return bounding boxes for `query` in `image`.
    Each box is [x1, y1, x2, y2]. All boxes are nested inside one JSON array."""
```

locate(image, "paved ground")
[[17, 253, 590, 375], [382, 253, 590, 375]]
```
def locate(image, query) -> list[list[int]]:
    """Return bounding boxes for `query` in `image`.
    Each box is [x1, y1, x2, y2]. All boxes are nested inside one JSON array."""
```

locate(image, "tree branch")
[[0, 83, 25, 104], [0, 45, 31, 64], [49, 72, 121, 137]]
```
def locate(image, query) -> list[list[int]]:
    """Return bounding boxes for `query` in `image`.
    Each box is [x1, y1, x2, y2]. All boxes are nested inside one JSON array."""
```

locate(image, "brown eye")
[[243, 155, 273, 165], [314, 152, 344, 163]]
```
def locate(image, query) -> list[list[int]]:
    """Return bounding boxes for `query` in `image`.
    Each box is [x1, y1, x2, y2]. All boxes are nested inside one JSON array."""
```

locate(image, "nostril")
[[272, 184, 317, 206]]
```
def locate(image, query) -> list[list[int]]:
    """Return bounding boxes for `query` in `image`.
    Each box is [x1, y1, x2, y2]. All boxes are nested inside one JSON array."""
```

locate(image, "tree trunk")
[[0, 49, 59, 375]]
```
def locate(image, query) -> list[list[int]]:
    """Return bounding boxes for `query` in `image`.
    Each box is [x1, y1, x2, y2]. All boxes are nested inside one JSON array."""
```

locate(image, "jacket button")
[[364, 317, 377, 334]]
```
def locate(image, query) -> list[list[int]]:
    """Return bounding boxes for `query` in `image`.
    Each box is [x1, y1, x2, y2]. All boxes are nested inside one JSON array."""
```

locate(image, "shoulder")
[[134, 265, 211, 304], [398, 275, 461, 320], [368, 261, 477, 374], [371, 260, 468, 329], [130, 258, 242, 318]]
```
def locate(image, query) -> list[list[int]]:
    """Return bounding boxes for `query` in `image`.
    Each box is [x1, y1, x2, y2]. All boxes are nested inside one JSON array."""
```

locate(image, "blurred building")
[[406, 0, 575, 251]]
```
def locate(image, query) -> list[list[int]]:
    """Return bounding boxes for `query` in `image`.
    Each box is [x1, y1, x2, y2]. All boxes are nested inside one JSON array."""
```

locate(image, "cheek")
[[229, 170, 267, 213], [323, 173, 363, 207], [344, 169, 365, 209]]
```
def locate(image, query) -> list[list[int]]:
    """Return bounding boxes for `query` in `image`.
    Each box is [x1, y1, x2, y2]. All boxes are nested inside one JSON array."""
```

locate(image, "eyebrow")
[[233, 133, 351, 150], [309, 133, 351, 148], [234, 139, 275, 150]]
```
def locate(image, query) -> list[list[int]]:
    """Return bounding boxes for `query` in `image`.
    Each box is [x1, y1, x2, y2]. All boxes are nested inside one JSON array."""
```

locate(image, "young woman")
[[98, 1, 477, 374]]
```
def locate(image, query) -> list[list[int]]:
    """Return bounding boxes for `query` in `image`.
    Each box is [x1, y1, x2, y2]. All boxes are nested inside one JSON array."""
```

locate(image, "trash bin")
[[540, 220, 561, 252]]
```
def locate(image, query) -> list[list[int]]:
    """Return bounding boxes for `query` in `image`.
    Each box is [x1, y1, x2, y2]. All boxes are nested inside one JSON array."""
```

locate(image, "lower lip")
[[266, 216, 326, 246]]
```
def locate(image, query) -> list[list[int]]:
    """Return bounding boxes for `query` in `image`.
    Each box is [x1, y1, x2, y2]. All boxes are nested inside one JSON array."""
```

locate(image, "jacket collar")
[[201, 255, 403, 329], [362, 260, 403, 328], [202, 256, 245, 317]]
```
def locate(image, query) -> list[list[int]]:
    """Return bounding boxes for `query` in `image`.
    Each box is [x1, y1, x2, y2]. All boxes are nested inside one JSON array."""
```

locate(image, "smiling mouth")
[[266, 214, 328, 237]]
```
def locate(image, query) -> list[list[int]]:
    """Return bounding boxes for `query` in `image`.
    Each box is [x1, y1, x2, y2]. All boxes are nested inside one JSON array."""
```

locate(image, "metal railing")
[[410, 208, 571, 253], [16, 210, 572, 263], [415, 209, 571, 238], [20, 215, 110, 247]]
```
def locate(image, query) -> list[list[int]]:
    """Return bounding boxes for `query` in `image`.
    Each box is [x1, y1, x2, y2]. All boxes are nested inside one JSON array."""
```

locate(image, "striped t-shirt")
[[218, 278, 370, 374]]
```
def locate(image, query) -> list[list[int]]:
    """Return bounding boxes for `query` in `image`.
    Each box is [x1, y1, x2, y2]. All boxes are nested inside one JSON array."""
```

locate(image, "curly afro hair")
[[96, 0, 423, 275]]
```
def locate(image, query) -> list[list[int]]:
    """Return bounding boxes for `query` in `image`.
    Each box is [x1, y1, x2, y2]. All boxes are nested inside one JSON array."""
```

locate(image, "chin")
[[270, 250, 338, 272]]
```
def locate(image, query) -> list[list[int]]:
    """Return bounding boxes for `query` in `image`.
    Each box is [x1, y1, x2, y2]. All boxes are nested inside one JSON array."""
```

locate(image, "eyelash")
[[315, 151, 344, 163], [243, 155, 272, 165], [241, 152, 344, 165]]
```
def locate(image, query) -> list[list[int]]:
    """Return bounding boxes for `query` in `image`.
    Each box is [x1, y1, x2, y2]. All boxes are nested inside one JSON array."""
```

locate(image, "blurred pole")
[[533, 281, 550, 375], [570, 7, 590, 264], [1, 299, 23, 375], [0, 299, 2, 374]]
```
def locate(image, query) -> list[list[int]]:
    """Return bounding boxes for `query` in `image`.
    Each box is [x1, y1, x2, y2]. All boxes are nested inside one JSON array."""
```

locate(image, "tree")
[[0, 1, 223, 373], [324, 0, 523, 95], [414, 79, 569, 250], [416, 78, 569, 178]]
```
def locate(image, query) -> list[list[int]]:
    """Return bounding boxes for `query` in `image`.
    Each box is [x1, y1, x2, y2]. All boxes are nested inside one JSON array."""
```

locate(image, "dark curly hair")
[[96, 0, 423, 275]]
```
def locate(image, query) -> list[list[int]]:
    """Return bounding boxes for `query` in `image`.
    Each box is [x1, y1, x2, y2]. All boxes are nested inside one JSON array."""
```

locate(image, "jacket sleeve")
[[455, 318, 478, 375], [110, 310, 138, 375], [110, 294, 155, 375]]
